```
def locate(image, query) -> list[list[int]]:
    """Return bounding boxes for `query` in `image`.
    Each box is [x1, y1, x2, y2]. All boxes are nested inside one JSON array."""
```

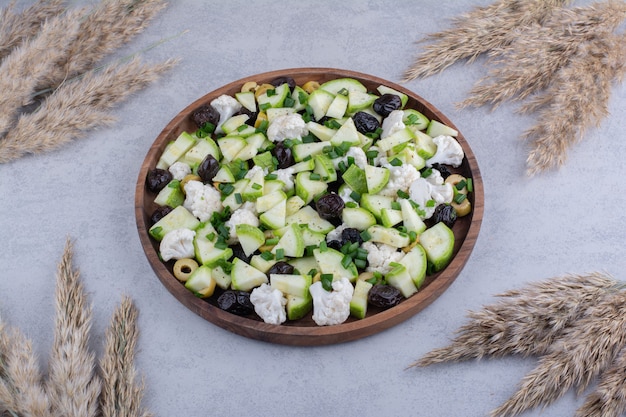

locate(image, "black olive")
[[150, 205, 173, 224], [270, 76, 296, 92], [431, 163, 451, 179], [146, 168, 172, 193], [432, 204, 457, 228], [236, 107, 258, 126], [341, 228, 363, 246], [190, 104, 220, 129], [268, 261, 295, 276], [352, 111, 380, 134], [197, 154, 220, 183], [231, 244, 253, 264], [327, 240, 343, 251], [217, 290, 255, 316], [368, 284, 403, 308], [272, 141, 295, 169], [373, 94, 402, 117], [315, 193, 345, 220]]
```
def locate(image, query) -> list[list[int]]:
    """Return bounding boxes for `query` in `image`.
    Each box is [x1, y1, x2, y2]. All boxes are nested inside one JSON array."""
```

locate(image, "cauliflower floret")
[[273, 167, 295, 192], [362, 241, 406, 275], [326, 223, 348, 243], [250, 283, 287, 325], [244, 165, 268, 180], [338, 184, 355, 204], [346, 146, 368, 169], [367, 145, 386, 166], [210, 94, 242, 134], [381, 109, 405, 138], [267, 113, 308, 142], [408, 173, 453, 219], [426, 135, 464, 168], [225, 201, 259, 244], [159, 228, 196, 262], [183, 180, 223, 222], [308, 278, 354, 326], [168, 161, 191, 181], [378, 162, 421, 198]]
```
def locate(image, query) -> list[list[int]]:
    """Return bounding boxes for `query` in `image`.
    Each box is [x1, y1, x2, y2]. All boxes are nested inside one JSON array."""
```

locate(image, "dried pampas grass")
[[412, 272, 626, 417], [403, 0, 626, 175], [0, 0, 177, 164], [0, 238, 151, 417]]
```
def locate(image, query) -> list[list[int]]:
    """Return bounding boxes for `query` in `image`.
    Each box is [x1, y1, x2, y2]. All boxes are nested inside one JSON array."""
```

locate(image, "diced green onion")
[[345, 201, 358, 208], [421, 168, 433, 178], [356, 248, 368, 260], [397, 190, 410, 199], [337, 87, 349, 96], [454, 193, 467, 204], [206, 232, 216, 241], [220, 184, 235, 196], [455, 179, 467, 190], [466, 178, 474, 192], [391, 201, 401, 210], [319, 240, 328, 252], [215, 241, 228, 250], [237, 124, 248, 132], [409, 231, 417, 242], [260, 251, 274, 261], [302, 134, 316, 143], [321, 274, 334, 291], [347, 156, 355, 166], [252, 183, 262, 190], [350, 191, 361, 202], [373, 271, 383, 280], [275, 248, 285, 260], [354, 259, 367, 269], [265, 173, 277, 180], [426, 199, 436, 208], [309, 173, 321, 181], [266, 88, 276, 97], [360, 230, 371, 242], [283, 97, 295, 107], [307, 268, 318, 276], [405, 113, 419, 125], [298, 92, 308, 104], [265, 237, 279, 246], [390, 158, 402, 166], [341, 255, 353, 269], [259, 102, 271, 111]]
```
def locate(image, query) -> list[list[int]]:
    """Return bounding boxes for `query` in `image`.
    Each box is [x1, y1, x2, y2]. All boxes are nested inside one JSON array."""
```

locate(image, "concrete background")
[[2, 1, 625, 416]]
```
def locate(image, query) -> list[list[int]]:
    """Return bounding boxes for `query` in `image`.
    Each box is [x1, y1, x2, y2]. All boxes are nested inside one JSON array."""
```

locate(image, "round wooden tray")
[[135, 68, 484, 346]]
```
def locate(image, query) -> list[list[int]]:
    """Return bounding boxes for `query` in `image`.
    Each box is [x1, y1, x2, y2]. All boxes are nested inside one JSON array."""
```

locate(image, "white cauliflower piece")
[[426, 135, 464, 168], [225, 201, 259, 244], [183, 180, 223, 222], [210, 94, 242, 134], [250, 283, 287, 325], [308, 278, 354, 326], [346, 146, 368, 169], [168, 161, 191, 181], [273, 167, 295, 192], [159, 228, 196, 262], [367, 145, 386, 166], [338, 184, 355, 204], [326, 223, 348, 243], [378, 162, 421, 198], [267, 113, 308, 142], [425, 169, 454, 206], [381, 109, 405, 138], [362, 241, 406, 275], [244, 165, 268, 180]]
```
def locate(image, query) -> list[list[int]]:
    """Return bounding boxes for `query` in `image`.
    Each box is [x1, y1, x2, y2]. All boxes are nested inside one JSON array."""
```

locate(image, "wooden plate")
[[135, 68, 483, 346]]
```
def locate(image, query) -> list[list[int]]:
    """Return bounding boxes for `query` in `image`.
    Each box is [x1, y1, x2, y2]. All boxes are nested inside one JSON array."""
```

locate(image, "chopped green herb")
[[360, 230, 371, 242], [283, 97, 295, 107], [265, 237, 279, 246], [251, 182, 262, 190], [206, 232, 216, 241], [391, 201, 401, 210], [455, 179, 467, 190], [259, 102, 271, 111], [321, 274, 334, 291], [260, 251, 274, 261], [350, 191, 361, 202], [237, 124, 248, 132], [265, 173, 277, 180], [466, 178, 474, 192], [397, 190, 410, 199], [409, 231, 417, 242], [298, 91, 308, 104], [389, 158, 402, 166], [337, 87, 349, 96], [345, 201, 358, 208], [235, 193, 243, 204], [266, 88, 276, 97], [319, 240, 328, 252], [454, 193, 467, 204], [426, 199, 436, 208], [309, 173, 321, 181], [354, 259, 367, 269], [275, 248, 285, 260]]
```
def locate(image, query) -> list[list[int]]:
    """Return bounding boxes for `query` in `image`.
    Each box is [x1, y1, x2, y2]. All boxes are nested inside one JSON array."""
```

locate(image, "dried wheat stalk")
[[459, 1, 626, 109], [0, 9, 82, 137], [575, 345, 626, 417], [522, 31, 626, 175], [99, 297, 152, 417], [39, 0, 168, 91], [491, 289, 626, 417], [46, 238, 100, 417], [0, 57, 177, 164], [402, 0, 569, 81], [410, 273, 619, 368], [0, 0, 66, 62]]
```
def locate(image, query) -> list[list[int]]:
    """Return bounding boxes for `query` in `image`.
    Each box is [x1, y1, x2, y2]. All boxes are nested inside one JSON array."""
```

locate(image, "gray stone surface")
[[1, 1, 625, 416]]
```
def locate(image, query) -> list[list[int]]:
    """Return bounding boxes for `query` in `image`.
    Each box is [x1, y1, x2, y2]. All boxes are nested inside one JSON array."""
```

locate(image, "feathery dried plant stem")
[[39, 0, 168, 90], [410, 272, 619, 368], [0, 9, 82, 136], [0, 57, 177, 163], [402, 0, 569, 81], [0, 0, 66, 62], [491, 289, 626, 417], [100, 297, 152, 417], [459, 1, 626, 109], [522, 31, 626, 175], [46, 238, 100, 417], [575, 345, 626, 417]]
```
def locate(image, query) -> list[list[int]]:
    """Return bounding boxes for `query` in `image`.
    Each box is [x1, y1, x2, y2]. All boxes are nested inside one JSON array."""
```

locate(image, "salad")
[[144, 75, 473, 327]]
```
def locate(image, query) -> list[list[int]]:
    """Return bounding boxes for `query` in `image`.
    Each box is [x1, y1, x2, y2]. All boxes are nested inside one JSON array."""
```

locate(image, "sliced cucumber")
[[341, 164, 367, 195], [153, 179, 184, 208], [399, 244, 427, 288], [341, 207, 376, 231], [272, 223, 304, 258], [286, 293, 313, 321], [350, 279, 373, 319], [385, 263, 418, 298], [270, 273, 312, 299], [329, 117, 360, 147], [157, 131, 196, 169], [306, 121, 336, 142], [295, 171, 328, 204], [285, 206, 334, 234], [313, 247, 358, 283], [319, 77, 367, 95], [220, 114, 249, 135], [366, 225, 411, 248], [185, 265, 216, 298], [426, 119, 458, 138], [149, 206, 200, 241], [325, 93, 349, 119], [419, 222, 455, 272], [364, 164, 390, 194], [235, 224, 265, 257], [230, 258, 268, 292], [307, 88, 335, 121], [402, 109, 429, 131], [235, 91, 256, 113]]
